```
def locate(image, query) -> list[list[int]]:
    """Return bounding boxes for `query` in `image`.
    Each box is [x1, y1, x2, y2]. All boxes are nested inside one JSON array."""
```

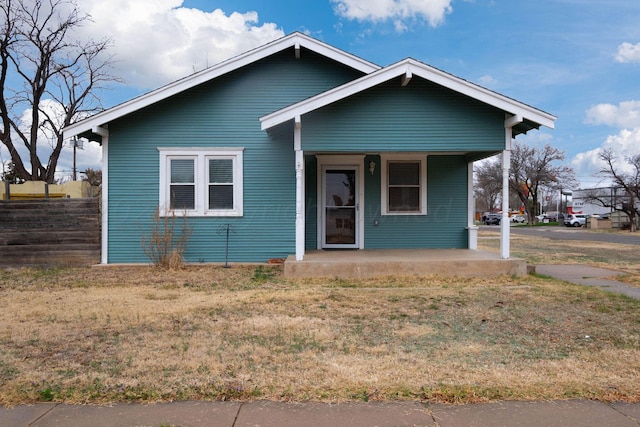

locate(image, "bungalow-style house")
[[63, 32, 555, 277]]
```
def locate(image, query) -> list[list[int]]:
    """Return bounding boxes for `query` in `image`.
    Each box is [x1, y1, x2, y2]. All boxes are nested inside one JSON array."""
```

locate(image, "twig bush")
[[141, 209, 192, 269]]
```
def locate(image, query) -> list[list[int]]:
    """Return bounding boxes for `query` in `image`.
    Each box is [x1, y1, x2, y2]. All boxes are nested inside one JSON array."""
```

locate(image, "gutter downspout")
[[501, 115, 522, 259]]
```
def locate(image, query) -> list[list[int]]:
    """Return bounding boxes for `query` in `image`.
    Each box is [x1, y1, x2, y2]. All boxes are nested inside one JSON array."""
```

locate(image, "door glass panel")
[[325, 170, 355, 207], [325, 170, 356, 245]]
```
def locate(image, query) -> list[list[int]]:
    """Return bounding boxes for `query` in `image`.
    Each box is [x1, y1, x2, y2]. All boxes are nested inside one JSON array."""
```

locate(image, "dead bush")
[[141, 209, 192, 269]]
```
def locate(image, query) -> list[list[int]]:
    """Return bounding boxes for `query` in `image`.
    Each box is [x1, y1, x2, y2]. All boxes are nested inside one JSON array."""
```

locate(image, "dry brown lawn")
[[479, 228, 640, 286], [0, 231, 639, 406]]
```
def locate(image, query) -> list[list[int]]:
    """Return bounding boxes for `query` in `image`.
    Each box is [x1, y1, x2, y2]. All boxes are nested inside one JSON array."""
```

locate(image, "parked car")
[[564, 214, 586, 227], [484, 213, 501, 225], [511, 214, 526, 223]]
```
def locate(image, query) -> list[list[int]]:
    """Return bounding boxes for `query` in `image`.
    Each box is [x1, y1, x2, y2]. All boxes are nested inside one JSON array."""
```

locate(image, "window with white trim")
[[159, 148, 243, 217], [381, 154, 427, 215]]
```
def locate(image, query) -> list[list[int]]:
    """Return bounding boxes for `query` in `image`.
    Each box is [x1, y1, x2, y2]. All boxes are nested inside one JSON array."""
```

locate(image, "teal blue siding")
[[304, 155, 468, 249], [364, 155, 468, 248], [301, 78, 505, 152], [107, 49, 366, 263]]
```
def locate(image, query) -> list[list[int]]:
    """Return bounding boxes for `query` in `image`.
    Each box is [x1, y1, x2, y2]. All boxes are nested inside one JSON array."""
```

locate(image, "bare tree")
[[584, 149, 639, 232], [509, 141, 576, 224], [0, 0, 118, 183], [474, 158, 502, 213], [475, 142, 576, 224]]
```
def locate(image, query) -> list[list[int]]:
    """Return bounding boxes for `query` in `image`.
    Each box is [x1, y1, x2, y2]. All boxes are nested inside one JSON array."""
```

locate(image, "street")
[[481, 224, 640, 246]]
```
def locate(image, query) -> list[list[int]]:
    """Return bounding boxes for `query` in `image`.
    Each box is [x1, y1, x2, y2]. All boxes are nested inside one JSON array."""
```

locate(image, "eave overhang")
[[63, 32, 381, 141], [260, 58, 556, 136]]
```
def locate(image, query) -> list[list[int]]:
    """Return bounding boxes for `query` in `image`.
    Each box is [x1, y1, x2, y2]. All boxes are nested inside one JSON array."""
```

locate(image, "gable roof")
[[63, 32, 380, 140], [260, 58, 556, 136]]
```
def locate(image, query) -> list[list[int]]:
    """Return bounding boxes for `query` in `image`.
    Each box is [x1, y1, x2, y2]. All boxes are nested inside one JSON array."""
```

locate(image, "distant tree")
[[509, 141, 576, 224], [82, 167, 101, 186], [1, 160, 25, 183], [82, 167, 101, 196], [475, 141, 576, 224], [474, 158, 502, 213], [584, 149, 639, 232], [0, 0, 118, 183]]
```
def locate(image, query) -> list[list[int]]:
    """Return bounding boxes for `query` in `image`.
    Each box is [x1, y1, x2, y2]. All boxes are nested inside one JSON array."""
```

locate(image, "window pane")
[[389, 187, 420, 212], [389, 162, 419, 186], [171, 159, 194, 183], [209, 159, 233, 183], [170, 185, 195, 209], [209, 185, 233, 209]]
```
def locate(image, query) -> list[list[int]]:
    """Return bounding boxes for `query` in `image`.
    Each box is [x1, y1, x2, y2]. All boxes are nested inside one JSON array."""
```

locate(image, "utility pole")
[[73, 138, 77, 181]]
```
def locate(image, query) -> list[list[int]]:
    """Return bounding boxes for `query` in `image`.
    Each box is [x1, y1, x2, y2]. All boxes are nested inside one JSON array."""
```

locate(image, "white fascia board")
[[410, 60, 556, 129], [63, 32, 380, 139], [261, 58, 556, 131], [261, 61, 411, 130], [297, 32, 380, 74]]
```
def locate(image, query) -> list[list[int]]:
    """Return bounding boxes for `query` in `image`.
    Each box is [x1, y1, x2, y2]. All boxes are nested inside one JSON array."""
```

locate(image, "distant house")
[[63, 32, 555, 268], [571, 187, 640, 229], [571, 187, 636, 216]]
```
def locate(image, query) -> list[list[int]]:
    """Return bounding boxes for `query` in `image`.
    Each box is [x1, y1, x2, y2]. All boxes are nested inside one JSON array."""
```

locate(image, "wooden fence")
[[0, 198, 100, 267]]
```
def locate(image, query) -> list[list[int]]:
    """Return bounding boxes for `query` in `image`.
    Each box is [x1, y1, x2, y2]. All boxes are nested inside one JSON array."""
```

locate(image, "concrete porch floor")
[[284, 249, 528, 279]]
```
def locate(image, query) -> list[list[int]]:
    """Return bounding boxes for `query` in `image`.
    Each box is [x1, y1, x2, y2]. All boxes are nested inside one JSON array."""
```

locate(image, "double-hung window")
[[381, 154, 427, 215], [159, 148, 243, 217], [169, 158, 196, 210]]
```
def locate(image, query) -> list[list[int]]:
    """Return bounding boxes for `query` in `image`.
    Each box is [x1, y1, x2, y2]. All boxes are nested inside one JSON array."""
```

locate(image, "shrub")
[[141, 209, 192, 269]]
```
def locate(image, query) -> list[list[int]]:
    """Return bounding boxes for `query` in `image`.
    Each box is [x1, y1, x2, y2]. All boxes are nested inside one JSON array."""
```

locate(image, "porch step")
[[284, 249, 527, 279]]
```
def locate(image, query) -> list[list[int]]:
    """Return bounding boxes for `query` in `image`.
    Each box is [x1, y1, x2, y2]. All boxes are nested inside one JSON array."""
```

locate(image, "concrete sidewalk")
[[2, 400, 640, 427], [536, 264, 640, 300]]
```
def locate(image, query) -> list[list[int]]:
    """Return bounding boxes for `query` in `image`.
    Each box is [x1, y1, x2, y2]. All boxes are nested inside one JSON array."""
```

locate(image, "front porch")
[[284, 249, 528, 279]]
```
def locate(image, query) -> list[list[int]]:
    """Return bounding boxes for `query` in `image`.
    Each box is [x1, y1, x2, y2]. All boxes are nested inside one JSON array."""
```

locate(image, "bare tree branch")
[[0, 0, 118, 183], [475, 141, 577, 224], [584, 149, 640, 232]]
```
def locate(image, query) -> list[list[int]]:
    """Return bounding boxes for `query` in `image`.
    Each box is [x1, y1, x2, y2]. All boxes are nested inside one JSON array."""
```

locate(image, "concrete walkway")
[[536, 264, 640, 299], [2, 399, 640, 427]]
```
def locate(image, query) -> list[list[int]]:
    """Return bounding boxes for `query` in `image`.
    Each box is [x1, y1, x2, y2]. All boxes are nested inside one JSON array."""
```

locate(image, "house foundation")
[[284, 249, 527, 279]]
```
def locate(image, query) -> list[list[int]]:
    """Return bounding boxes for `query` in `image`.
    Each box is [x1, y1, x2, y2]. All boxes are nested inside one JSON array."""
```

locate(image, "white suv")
[[564, 214, 586, 227]]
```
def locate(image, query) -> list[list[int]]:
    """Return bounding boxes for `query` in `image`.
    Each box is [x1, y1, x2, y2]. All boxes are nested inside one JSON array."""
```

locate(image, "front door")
[[322, 167, 358, 248]]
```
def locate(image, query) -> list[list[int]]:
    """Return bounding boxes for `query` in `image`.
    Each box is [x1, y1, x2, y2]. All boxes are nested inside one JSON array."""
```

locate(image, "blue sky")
[[10, 0, 640, 187]]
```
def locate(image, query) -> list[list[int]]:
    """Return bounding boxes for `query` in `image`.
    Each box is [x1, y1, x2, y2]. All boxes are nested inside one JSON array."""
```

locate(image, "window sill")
[[161, 210, 243, 218]]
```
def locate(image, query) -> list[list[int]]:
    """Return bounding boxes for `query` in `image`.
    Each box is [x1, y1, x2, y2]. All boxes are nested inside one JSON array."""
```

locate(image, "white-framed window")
[[381, 153, 427, 215], [158, 147, 244, 217]]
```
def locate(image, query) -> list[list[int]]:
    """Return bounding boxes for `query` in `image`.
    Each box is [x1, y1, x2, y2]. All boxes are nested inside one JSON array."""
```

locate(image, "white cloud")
[[571, 128, 640, 182], [584, 101, 640, 129], [615, 42, 640, 63], [477, 75, 497, 89], [0, 99, 102, 180], [78, 0, 284, 89], [331, 0, 453, 29], [573, 101, 640, 186], [2, 1, 285, 179]]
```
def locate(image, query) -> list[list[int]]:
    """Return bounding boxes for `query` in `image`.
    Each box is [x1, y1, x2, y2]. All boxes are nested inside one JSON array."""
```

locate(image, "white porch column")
[[294, 117, 305, 261], [500, 115, 521, 259], [467, 161, 478, 250], [500, 149, 510, 259], [93, 126, 110, 264]]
